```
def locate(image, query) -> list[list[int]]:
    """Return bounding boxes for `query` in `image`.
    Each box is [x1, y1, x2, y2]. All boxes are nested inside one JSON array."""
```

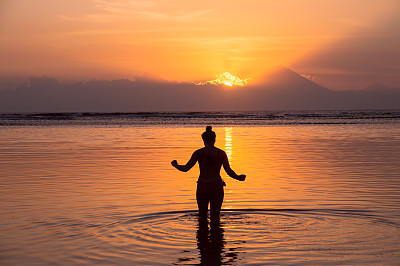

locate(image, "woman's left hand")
[[238, 174, 246, 181]]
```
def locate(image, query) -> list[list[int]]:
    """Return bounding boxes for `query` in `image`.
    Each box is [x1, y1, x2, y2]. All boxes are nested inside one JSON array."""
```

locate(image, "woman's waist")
[[197, 179, 222, 184], [197, 174, 222, 182], [197, 174, 226, 185], [197, 178, 226, 189]]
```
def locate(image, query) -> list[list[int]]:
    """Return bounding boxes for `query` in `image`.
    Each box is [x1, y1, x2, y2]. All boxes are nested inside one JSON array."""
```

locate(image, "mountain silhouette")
[[255, 67, 330, 93], [233, 67, 335, 110], [0, 68, 399, 112]]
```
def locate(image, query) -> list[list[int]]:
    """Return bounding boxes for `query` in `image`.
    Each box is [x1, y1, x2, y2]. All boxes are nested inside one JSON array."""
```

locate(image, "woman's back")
[[197, 147, 225, 183]]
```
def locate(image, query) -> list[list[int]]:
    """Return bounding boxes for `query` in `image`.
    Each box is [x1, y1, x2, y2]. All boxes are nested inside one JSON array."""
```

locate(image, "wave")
[[1, 110, 400, 126]]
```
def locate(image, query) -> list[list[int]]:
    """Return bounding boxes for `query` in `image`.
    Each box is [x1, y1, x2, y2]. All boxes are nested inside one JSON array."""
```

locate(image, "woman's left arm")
[[222, 151, 246, 181], [171, 150, 198, 172]]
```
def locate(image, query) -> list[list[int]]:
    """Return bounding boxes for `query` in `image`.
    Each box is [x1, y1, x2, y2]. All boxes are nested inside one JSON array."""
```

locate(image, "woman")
[[171, 126, 246, 224]]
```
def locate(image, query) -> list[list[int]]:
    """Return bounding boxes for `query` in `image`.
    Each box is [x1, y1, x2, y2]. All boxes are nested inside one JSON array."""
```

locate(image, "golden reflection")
[[224, 127, 233, 160]]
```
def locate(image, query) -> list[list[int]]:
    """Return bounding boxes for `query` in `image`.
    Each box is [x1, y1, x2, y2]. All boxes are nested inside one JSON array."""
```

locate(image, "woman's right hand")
[[238, 174, 246, 181], [171, 160, 178, 167]]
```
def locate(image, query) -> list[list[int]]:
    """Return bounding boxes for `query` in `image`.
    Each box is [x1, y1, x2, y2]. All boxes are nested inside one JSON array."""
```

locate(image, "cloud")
[[300, 74, 322, 81], [58, 0, 213, 23], [93, 0, 157, 14], [293, 15, 400, 89], [197, 72, 251, 86]]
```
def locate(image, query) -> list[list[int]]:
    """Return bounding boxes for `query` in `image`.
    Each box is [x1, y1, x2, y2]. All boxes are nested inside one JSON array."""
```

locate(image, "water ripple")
[[17, 208, 399, 265]]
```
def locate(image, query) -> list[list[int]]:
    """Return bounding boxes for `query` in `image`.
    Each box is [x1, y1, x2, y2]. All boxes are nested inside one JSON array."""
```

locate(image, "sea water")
[[1, 111, 400, 265]]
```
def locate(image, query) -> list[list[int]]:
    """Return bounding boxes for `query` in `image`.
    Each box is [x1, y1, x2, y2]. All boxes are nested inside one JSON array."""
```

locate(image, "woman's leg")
[[210, 185, 224, 224], [196, 183, 209, 222]]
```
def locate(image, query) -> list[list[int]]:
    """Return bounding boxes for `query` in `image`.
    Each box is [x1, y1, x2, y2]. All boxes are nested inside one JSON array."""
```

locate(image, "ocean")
[[1, 110, 400, 265]]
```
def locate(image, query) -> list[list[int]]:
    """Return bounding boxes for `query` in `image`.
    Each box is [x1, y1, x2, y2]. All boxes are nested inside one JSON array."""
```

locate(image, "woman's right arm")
[[171, 150, 198, 172], [222, 152, 246, 181]]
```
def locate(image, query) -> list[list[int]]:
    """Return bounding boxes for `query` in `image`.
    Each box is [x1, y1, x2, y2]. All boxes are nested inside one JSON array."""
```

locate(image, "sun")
[[196, 72, 250, 87]]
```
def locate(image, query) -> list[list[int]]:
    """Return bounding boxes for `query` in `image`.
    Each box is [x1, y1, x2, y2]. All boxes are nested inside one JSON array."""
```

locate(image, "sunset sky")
[[1, 0, 399, 90]]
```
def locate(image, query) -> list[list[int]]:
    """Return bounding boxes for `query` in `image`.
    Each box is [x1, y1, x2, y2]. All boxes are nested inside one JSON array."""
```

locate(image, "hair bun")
[[206, 126, 212, 132]]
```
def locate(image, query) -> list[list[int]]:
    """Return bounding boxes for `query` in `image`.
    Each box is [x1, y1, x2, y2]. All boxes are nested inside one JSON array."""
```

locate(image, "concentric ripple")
[[6, 208, 400, 265], [48, 208, 398, 265]]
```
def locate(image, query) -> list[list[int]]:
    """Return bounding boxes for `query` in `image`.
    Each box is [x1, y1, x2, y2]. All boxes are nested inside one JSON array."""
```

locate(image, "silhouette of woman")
[[171, 126, 246, 224]]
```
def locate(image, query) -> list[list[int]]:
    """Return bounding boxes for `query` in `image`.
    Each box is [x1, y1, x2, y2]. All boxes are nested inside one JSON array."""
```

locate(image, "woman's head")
[[202, 126, 216, 144]]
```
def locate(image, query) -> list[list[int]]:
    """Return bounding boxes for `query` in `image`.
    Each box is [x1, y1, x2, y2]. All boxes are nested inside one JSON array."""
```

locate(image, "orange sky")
[[1, 0, 399, 89]]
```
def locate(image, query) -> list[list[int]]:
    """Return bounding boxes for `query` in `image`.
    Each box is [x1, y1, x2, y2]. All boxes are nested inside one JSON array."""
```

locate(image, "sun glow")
[[197, 72, 250, 87]]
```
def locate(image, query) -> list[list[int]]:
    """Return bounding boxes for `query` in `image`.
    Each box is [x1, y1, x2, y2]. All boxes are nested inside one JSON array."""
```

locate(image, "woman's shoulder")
[[194, 148, 205, 155], [216, 147, 227, 157], [216, 147, 224, 152], [195, 147, 226, 157]]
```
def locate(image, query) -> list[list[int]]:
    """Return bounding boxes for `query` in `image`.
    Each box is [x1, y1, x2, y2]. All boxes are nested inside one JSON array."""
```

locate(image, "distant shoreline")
[[1, 110, 399, 127]]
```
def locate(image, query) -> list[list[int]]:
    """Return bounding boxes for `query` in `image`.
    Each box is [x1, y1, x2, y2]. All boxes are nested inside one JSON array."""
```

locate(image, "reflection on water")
[[175, 220, 230, 265], [224, 127, 233, 161], [196, 222, 226, 266], [1, 124, 400, 264]]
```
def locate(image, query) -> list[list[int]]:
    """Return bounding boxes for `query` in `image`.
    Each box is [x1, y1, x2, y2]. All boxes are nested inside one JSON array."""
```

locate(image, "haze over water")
[[1, 111, 400, 265]]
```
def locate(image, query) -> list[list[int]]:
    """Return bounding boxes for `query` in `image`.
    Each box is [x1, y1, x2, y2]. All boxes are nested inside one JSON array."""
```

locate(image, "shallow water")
[[1, 123, 400, 265]]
